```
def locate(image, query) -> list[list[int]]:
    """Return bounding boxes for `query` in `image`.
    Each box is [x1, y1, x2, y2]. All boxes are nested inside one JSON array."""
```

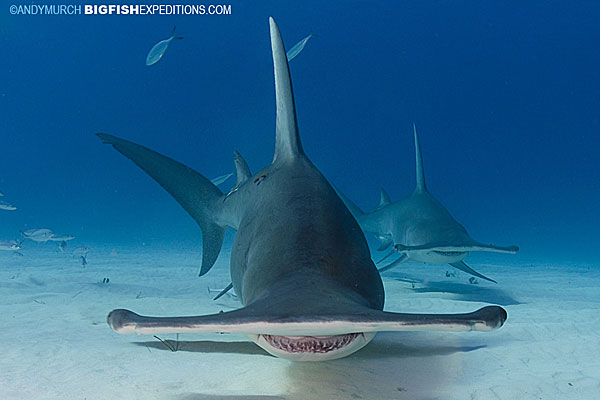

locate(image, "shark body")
[[100, 18, 506, 361], [338, 125, 519, 283]]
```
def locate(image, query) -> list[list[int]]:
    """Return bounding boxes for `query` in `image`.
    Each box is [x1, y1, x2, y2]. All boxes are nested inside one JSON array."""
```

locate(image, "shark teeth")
[[260, 333, 360, 354]]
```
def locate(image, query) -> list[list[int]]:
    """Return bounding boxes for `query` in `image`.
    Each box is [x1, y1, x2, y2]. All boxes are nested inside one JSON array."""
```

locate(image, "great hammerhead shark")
[[99, 18, 506, 361], [338, 125, 519, 283]]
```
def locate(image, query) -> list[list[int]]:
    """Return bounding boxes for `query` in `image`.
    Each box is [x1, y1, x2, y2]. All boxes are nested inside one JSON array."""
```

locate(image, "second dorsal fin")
[[377, 188, 391, 208], [233, 150, 251, 186]]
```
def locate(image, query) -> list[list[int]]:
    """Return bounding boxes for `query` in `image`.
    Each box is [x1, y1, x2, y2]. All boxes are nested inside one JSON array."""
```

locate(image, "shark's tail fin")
[[413, 123, 427, 192], [97, 133, 226, 277]]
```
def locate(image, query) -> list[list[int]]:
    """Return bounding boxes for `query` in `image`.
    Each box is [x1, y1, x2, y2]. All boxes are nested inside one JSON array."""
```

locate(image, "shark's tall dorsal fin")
[[377, 188, 391, 208], [233, 150, 251, 186], [413, 123, 427, 192], [269, 17, 304, 163]]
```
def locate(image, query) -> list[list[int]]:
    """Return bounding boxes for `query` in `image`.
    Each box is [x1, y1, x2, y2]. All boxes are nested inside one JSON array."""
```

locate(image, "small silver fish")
[[0, 200, 16, 211], [286, 32, 318, 62], [21, 228, 54, 242], [146, 26, 184, 66], [210, 173, 233, 186], [49, 234, 75, 242], [72, 247, 90, 257], [0, 240, 21, 251]]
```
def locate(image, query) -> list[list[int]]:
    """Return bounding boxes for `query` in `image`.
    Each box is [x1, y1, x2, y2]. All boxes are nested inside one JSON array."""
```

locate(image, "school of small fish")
[[0, 191, 83, 261], [0, 226, 82, 260]]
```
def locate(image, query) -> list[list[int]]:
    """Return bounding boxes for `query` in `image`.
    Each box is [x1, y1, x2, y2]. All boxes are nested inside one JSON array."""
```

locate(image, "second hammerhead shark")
[[338, 125, 519, 283]]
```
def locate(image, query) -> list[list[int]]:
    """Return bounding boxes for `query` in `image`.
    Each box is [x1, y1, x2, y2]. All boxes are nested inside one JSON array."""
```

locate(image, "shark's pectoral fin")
[[108, 304, 506, 336], [97, 133, 227, 276], [376, 248, 396, 264], [449, 260, 497, 283], [213, 282, 234, 300], [378, 254, 409, 273]]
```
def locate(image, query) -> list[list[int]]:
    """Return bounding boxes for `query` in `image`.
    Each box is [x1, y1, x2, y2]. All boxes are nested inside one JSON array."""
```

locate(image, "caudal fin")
[[97, 133, 226, 276], [449, 260, 497, 283], [170, 25, 183, 40]]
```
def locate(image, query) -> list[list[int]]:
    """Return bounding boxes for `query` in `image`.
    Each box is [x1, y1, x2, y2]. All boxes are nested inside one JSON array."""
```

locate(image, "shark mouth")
[[250, 332, 375, 361], [261, 333, 361, 354]]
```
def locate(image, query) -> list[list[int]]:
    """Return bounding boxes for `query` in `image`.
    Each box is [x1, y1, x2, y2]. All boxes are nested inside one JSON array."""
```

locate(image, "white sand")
[[1, 243, 599, 399]]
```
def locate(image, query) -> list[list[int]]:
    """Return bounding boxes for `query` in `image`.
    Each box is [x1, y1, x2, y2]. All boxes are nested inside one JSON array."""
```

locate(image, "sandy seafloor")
[[1, 239, 599, 400]]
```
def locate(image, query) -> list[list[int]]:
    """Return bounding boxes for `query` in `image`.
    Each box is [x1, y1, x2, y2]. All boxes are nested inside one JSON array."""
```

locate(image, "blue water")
[[1, 0, 599, 264]]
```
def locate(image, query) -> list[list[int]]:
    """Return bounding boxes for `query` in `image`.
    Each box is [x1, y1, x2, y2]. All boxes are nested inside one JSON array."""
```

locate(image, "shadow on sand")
[[135, 339, 272, 356], [382, 269, 521, 306], [136, 335, 484, 359], [179, 395, 285, 400], [408, 280, 521, 306], [136, 332, 493, 400]]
